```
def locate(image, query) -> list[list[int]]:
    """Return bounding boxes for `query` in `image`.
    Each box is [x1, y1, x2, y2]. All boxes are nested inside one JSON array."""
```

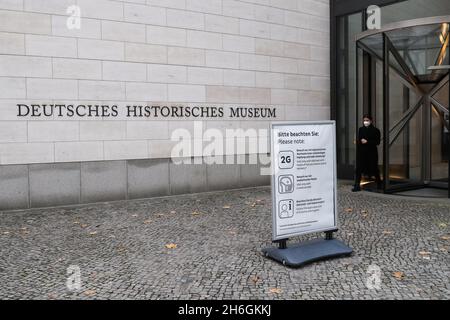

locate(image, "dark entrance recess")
[[331, 0, 450, 197], [330, 0, 407, 179], [356, 17, 450, 197]]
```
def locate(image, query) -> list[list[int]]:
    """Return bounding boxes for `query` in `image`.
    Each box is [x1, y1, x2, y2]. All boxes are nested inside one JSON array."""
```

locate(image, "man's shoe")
[[351, 186, 361, 192]]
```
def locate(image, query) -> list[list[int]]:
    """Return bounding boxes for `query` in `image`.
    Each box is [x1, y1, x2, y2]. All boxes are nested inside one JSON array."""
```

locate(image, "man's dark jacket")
[[356, 124, 381, 175]]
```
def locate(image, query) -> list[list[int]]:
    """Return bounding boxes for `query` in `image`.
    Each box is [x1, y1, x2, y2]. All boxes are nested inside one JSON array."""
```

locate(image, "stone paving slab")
[[0, 185, 449, 300]]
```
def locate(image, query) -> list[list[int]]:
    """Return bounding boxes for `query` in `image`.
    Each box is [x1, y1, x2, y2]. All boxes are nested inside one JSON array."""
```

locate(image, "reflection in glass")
[[336, 13, 362, 173]]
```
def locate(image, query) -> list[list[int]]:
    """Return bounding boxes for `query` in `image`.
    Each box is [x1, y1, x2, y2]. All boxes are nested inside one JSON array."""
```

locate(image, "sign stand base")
[[262, 231, 352, 268]]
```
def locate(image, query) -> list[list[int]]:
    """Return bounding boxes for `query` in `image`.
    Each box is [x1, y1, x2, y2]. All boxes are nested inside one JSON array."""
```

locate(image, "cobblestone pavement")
[[0, 183, 449, 300]]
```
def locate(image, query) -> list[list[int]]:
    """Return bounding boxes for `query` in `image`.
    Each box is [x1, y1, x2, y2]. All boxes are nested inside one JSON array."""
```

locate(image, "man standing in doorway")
[[352, 115, 382, 192]]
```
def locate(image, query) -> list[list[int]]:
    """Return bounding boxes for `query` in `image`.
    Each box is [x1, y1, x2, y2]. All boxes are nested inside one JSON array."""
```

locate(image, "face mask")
[[363, 121, 371, 127]]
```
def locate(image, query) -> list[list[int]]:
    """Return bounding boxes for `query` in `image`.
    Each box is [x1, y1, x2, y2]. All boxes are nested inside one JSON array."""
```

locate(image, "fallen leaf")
[[89, 231, 97, 236], [84, 290, 96, 297], [170, 211, 176, 214], [156, 213, 165, 217], [191, 211, 201, 216], [3, 231, 10, 235], [393, 272, 405, 280], [250, 276, 260, 284], [438, 223, 447, 228], [117, 245, 127, 253], [131, 214, 138, 218], [418, 251, 431, 260], [269, 288, 282, 294], [20, 227, 27, 231], [80, 224, 88, 228], [439, 247, 448, 252], [250, 203, 256, 207], [165, 243, 177, 249], [361, 210, 368, 214], [73, 221, 80, 225], [440, 235, 450, 240], [222, 205, 231, 209], [143, 220, 152, 224], [382, 230, 394, 235], [345, 208, 353, 213]]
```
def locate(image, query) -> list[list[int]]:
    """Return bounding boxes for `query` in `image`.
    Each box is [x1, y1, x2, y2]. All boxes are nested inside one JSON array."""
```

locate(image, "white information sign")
[[271, 121, 338, 240]]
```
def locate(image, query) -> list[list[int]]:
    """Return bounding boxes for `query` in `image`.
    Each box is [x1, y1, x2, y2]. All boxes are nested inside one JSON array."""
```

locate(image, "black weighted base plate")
[[262, 238, 353, 267]]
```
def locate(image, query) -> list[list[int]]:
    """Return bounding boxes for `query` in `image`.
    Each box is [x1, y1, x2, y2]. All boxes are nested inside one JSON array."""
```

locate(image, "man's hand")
[[361, 139, 368, 144]]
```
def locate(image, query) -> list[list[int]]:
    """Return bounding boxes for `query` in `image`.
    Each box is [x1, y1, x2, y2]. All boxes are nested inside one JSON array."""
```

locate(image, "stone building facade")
[[0, 0, 330, 210]]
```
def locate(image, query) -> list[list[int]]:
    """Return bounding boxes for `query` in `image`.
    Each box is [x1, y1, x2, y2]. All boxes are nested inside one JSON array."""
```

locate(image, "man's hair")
[[363, 114, 373, 121]]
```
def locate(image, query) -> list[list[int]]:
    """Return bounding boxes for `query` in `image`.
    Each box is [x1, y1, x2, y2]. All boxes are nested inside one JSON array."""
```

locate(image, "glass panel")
[[408, 104, 424, 181], [359, 32, 383, 58], [356, 47, 364, 160], [359, 22, 450, 84], [389, 128, 408, 183], [432, 80, 449, 107], [387, 48, 424, 187], [388, 54, 408, 184], [431, 78, 449, 183], [389, 52, 409, 130], [375, 59, 384, 178], [410, 89, 418, 111], [336, 12, 362, 171], [407, 90, 422, 182], [353, 0, 450, 193], [385, 24, 448, 79], [431, 106, 449, 182], [389, 50, 409, 80], [388, 104, 423, 185]]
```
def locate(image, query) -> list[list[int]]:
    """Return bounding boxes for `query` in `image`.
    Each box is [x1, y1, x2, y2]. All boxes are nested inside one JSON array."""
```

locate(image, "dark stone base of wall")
[[0, 155, 270, 211]]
